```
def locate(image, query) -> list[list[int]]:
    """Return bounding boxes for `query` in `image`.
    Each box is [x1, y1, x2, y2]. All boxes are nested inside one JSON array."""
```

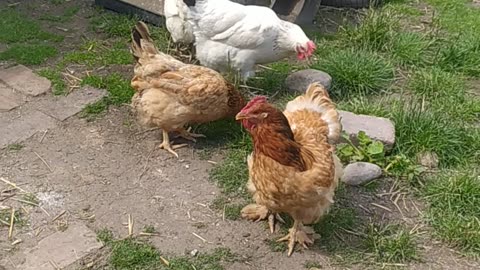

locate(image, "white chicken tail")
[[285, 83, 342, 143]]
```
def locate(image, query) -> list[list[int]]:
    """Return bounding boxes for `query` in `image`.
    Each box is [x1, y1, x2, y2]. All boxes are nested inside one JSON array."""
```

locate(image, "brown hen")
[[236, 83, 343, 256], [130, 21, 245, 157]]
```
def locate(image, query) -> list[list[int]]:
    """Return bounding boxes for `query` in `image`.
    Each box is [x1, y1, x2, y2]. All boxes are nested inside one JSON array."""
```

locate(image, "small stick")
[[0, 178, 27, 193], [49, 260, 60, 270], [51, 210, 66, 222], [40, 130, 48, 143], [11, 239, 22, 245], [358, 204, 372, 214], [8, 209, 15, 239], [207, 160, 217, 165], [11, 198, 38, 206], [0, 219, 10, 226], [138, 148, 155, 181], [33, 151, 53, 172], [128, 214, 134, 237], [191, 232, 207, 243], [370, 203, 392, 213], [160, 256, 170, 266]]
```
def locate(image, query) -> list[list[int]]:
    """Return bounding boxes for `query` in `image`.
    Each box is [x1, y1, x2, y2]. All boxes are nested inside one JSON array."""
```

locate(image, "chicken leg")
[[277, 220, 314, 256], [176, 127, 205, 142], [159, 130, 187, 158], [241, 204, 285, 233]]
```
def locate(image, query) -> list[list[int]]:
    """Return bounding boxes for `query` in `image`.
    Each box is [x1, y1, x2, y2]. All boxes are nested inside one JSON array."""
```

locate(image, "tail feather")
[[285, 83, 342, 143], [131, 21, 158, 61]]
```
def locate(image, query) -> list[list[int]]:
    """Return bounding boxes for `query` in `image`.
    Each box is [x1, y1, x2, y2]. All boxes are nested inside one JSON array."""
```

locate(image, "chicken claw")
[[241, 204, 284, 233], [159, 130, 187, 158], [277, 221, 314, 256], [176, 127, 206, 142]]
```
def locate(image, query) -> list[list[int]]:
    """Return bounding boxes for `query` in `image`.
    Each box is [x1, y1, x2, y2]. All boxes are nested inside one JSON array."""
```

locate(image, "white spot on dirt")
[[37, 191, 64, 209]]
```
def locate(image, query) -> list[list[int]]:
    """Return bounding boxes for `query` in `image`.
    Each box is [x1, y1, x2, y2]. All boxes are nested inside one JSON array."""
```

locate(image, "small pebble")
[[190, 249, 199, 256], [341, 162, 382, 186], [242, 233, 251, 238]]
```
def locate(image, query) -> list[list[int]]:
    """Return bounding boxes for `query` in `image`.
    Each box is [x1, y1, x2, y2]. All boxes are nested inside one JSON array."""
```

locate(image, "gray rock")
[[0, 83, 26, 112], [285, 69, 332, 93], [0, 109, 58, 149], [339, 110, 395, 150], [341, 162, 382, 186], [0, 65, 51, 96], [190, 249, 199, 257], [18, 223, 103, 270], [34, 86, 108, 121]]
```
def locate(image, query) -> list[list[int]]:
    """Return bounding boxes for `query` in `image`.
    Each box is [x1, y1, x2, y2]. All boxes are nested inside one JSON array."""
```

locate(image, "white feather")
[[185, 0, 311, 79], [164, 0, 195, 43]]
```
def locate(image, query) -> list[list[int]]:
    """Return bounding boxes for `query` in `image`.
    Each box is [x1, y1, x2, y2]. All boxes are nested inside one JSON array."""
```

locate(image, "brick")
[[0, 65, 51, 96], [35, 86, 108, 121], [0, 109, 57, 148], [0, 83, 26, 112], [339, 110, 396, 150], [19, 223, 103, 270]]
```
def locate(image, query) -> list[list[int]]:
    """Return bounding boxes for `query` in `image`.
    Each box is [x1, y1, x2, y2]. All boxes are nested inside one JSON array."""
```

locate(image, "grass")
[[364, 223, 418, 263], [62, 40, 132, 67], [0, 44, 58, 65], [37, 68, 67, 95], [313, 48, 394, 98], [96, 229, 236, 269], [39, 6, 80, 22], [6, 143, 24, 151], [422, 171, 480, 255]]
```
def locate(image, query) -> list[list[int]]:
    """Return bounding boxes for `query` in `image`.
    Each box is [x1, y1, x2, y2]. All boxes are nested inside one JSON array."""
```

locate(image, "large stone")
[[0, 83, 26, 112], [339, 110, 395, 150], [285, 69, 332, 93], [0, 109, 57, 148], [342, 162, 383, 186], [35, 86, 108, 121], [0, 65, 51, 96], [18, 223, 103, 270]]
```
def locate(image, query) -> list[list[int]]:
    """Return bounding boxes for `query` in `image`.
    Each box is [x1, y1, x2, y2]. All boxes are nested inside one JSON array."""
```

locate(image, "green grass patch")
[[211, 197, 244, 221], [0, 9, 63, 44], [313, 49, 394, 98], [62, 40, 132, 67], [96, 229, 236, 269], [80, 73, 133, 117], [0, 44, 58, 65], [388, 32, 433, 67], [364, 223, 418, 263], [38, 68, 66, 95], [422, 171, 480, 255], [6, 143, 24, 151]]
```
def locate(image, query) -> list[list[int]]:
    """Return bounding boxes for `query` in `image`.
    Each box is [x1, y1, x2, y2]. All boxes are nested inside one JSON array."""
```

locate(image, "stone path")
[[0, 65, 107, 269], [0, 65, 107, 149]]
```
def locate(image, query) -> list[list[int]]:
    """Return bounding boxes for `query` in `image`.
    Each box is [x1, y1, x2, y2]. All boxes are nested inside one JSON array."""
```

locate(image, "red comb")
[[240, 96, 267, 112]]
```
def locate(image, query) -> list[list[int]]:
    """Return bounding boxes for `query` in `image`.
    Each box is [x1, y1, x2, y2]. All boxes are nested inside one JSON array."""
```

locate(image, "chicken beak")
[[235, 113, 247, 121]]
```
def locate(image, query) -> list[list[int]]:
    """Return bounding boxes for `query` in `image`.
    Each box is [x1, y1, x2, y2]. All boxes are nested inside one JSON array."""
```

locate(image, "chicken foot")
[[175, 127, 206, 142], [241, 204, 285, 233], [159, 130, 187, 158], [277, 220, 314, 256]]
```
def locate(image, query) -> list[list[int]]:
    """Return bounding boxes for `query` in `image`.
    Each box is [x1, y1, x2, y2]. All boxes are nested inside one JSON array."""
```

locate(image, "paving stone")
[[0, 109, 57, 149], [285, 69, 332, 93], [0, 83, 27, 112], [35, 86, 108, 121], [339, 110, 395, 150], [19, 223, 103, 270], [0, 65, 51, 96], [341, 162, 383, 186]]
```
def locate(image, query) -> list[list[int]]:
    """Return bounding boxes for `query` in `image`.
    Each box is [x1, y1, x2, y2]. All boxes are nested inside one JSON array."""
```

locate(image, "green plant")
[[337, 131, 386, 165]]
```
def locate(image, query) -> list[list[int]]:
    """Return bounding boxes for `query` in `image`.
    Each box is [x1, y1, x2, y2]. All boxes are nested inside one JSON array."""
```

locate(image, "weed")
[[0, 209, 27, 227], [167, 247, 236, 270], [39, 6, 80, 22], [96, 228, 114, 244], [364, 223, 418, 263], [265, 239, 288, 252], [110, 238, 161, 269], [337, 131, 386, 165], [0, 44, 58, 65], [143, 225, 156, 234], [6, 144, 24, 151], [422, 171, 480, 255], [435, 34, 480, 77], [38, 69, 66, 95], [388, 32, 432, 66], [304, 261, 322, 269], [0, 10, 63, 44], [313, 49, 394, 98]]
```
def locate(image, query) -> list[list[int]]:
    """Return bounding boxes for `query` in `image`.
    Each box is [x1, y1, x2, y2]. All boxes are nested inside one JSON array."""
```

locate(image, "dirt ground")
[[1, 0, 479, 269]]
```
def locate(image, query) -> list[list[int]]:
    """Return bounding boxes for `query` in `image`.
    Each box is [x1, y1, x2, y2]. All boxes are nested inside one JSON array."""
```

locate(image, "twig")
[[370, 203, 392, 213], [8, 209, 15, 239], [51, 210, 66, 222], [207, 160, 217, 165], [191, 232, 207, 243], [11, 198, 38, 206], [40, 130, 48, 143], [11, 239, 22, 245], [49, 260, 61, 270], [160, 256, 170, 266], [127, 214, 134, 237], [137, 148, 155, 181], [33, 151, 53, 172], [0, 177, 27, 193]]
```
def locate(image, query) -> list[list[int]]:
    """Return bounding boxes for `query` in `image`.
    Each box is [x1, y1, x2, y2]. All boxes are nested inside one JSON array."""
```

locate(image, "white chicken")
[[164, 0, 195, 43], [182, 0, 316, 80]]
